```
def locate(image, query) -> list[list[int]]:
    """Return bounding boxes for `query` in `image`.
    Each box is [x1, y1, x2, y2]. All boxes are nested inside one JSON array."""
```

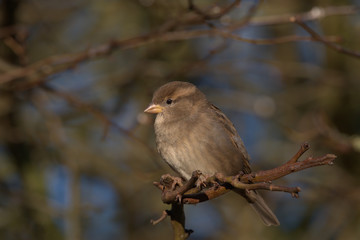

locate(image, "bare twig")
[[251, 5, 359, 26], [182, 185, 229, 204], [1, 4, 352, 85], [151, 210, 169, 225], [3, 37, 26, 62], [241, 153, 336, 183], [153, 143, 336, 239], [286, 142, 310, 164], [181, 178, 301, 204], [155, 143, 336, 205], [214, 173, 301, 197], [226, 0, 264, 31], [38, 85, 160, 164], [291, 17, 360, 59], [158, 0, 242, 32], [188, 0, 241, 20]]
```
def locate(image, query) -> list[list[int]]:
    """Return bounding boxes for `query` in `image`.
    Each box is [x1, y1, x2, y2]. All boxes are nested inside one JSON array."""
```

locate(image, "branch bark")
[[169, 204, 192, 240], [153, 143, 336, 238], [291, 17, 360, 59], [1, 5, 357, 85]]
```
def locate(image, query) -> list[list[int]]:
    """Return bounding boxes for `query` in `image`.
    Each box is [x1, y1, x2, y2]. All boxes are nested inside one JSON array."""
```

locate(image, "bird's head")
[[144, 81, 206, 120]]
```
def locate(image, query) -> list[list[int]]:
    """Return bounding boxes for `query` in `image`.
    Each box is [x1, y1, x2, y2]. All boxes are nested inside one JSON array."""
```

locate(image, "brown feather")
[[146, 81, 279, 226]]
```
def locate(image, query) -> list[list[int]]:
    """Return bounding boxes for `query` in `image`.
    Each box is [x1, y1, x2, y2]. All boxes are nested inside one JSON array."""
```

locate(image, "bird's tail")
[[234, 189, 280, 226]]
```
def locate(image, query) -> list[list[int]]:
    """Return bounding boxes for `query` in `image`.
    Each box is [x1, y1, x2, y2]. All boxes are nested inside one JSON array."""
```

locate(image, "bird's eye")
[[166, 99, 173, 105]]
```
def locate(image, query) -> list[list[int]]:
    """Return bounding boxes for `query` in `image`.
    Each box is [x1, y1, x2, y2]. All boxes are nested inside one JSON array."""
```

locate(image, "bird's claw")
[[209, 179, 220, 188], [171, 176, 183, 190], [160, 174, 184, 191], [195, 173, 210, 189]]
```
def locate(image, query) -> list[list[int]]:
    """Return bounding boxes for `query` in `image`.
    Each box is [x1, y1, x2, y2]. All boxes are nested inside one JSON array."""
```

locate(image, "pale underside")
[[155, 104, 250, 180]]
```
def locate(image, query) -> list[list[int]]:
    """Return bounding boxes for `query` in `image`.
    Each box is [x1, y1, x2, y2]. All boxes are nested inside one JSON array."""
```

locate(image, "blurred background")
[[0, 0, 360, 239]]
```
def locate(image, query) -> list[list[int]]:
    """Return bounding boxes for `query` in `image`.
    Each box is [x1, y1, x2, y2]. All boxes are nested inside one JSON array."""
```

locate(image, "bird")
[[144, 81, 279, 226]]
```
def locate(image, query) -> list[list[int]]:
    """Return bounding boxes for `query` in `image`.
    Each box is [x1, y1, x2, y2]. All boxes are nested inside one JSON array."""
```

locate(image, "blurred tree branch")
[[291, 17, 360, 59], [250, 5, 359, 26], [0, 1, 357, 239], [0, 4, 358, 85], [152, 143, 336, 239], [40, 85, 160, 160]]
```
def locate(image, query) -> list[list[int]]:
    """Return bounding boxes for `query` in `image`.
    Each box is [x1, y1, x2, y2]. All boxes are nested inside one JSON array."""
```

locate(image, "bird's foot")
[[195, 173, 211, 189], [160, 174, 184, 191]]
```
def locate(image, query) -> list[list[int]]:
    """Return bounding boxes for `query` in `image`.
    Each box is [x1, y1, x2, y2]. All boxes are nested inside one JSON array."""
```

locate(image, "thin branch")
[[291, 17, 360, 59], [0, 28, 341, 85], [153, 143, 336, 238], [39, 85, 160, 162], [250, 5, 359, 26], [188, 0, 241, 20], [226, 0, 264, 31], [286, 142, 310, 164], [1, 5, 357, 84], [181, 180, 301, 204], [182, 185, 230, 204], [155, 143, 336, 205], [151, 210, 169, 225], [215, 173, 301, 197], [3, 37, 26, 63], [158, 0, 242, 32], [241, 153, 336, 183], [212, 29, 340, 44]]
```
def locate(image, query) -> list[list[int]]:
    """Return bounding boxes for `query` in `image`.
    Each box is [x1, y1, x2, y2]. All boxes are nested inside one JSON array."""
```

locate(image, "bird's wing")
[[209, 104, 251, 174]]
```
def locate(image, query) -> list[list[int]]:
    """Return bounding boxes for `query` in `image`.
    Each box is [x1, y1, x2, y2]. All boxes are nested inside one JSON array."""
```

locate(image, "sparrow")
[[144, 81, 279, 226]]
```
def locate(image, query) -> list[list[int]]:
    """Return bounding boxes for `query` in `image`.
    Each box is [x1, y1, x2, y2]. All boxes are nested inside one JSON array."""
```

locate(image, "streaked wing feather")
[[210, 104, 251, 173]]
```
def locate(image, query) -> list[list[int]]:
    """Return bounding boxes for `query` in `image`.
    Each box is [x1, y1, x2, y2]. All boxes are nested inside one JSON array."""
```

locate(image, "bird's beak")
[[144, 104, 163, 114]]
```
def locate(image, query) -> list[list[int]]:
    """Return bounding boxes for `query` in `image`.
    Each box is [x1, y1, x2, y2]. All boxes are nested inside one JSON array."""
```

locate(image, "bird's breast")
[[154, 113, 243, 180], [154, 117, 196, 179]]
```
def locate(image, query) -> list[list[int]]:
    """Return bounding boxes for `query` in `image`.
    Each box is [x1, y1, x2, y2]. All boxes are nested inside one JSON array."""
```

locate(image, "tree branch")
[[291, 17, 360, 59], [169, 204, 193, 240], [154, 171, 201, 204], [153, 143, 336, 238], [250, 5, 359, 26], [242, 153, 336, 183], [1, 4, 356, 85]]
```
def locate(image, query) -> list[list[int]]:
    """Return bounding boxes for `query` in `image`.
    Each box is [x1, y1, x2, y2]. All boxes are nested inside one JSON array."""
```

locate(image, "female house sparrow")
[[144, 81, 279, 226]]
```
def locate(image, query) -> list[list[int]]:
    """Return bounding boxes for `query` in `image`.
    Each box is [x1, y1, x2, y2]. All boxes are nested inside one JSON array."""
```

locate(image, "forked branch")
[[152, 143, 336, 239]]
